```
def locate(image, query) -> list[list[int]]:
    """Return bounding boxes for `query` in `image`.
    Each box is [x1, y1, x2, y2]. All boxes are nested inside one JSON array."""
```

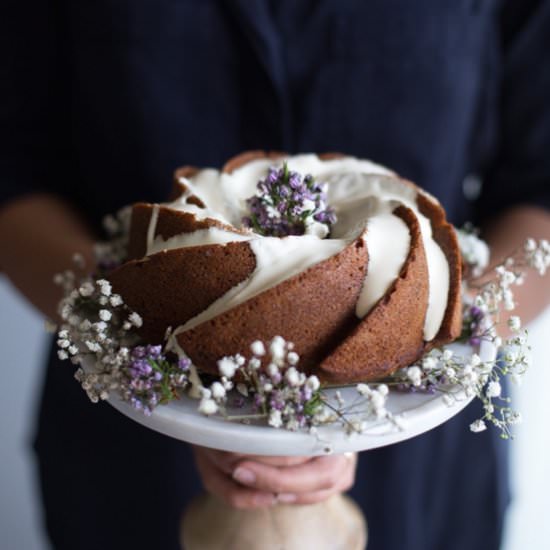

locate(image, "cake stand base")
[[181, 492, 367, 550]]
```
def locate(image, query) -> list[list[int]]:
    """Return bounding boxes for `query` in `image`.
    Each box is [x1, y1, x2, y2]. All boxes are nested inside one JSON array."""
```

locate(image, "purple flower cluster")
[[462, 305, 486, 346], [250, 372, 318, 430], [242, 163, 336, 237], [122, 345, 190, 416]]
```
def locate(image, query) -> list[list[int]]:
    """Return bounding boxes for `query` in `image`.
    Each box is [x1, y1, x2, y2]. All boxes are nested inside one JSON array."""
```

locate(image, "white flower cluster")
[[196, 236, 545, 438], [456, 228, 490, 277], [93, 206, 132, 269], [523, 238, 550, 276], [199, 337, 324, 430], [471, 238, 549, 318], [198, 336, 396, 435], [394, 338, 529, 438], [55, 272, 140, 403]]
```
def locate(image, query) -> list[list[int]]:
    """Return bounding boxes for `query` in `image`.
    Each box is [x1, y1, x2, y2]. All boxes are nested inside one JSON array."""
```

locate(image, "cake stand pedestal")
[[181, 492, 366, 550], [106, 341, 494, 550]]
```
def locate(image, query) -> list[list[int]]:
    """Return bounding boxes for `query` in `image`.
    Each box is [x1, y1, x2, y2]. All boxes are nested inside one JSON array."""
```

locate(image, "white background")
[[1, 276, 549, 550]]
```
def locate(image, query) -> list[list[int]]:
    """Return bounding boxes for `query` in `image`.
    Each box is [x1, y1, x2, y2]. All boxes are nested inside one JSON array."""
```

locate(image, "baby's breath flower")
[[250, 340, 265, 356], [287, 351, 299, 365], [198, 398, 218, 415], [267, 363, 280, 378], [79, 282, 95, 297], [508, 316, 521, 332], [269, 409, 283, 428], [305, 375, 320, 392], [422, 356, 438, 371], [96, 279, 112, 296], [128, 312, 143, 328], [99, 309, 112, 322], [407, 366, 422, 386], [248, 357, 261, 370], [284, 367, 301, 387], [109, 294, 123, 307], [211, 382, 226, 399], [486, 381, 501, 398], [218, 357, 239, 379], [470, 419, 487, 433], [85, 341, 102, 352], [456, 228, 490, 276], [442, 394, 455, 406], [269, 336, 286, 363]]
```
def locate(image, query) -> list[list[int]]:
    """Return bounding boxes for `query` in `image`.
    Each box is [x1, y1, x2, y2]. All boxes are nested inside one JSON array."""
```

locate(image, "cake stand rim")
[[105, 340, 495, 456]]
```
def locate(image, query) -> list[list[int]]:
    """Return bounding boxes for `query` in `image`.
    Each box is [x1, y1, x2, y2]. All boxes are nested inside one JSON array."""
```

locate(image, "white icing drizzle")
[[147, 227, 250, 256], [421, 229, 450, 340], [176, 236, 349, 333], [145, 204, 160, 255], [324, 173, 449, 340], [356, 211, 411, 317], [146, 155, 450, 342]]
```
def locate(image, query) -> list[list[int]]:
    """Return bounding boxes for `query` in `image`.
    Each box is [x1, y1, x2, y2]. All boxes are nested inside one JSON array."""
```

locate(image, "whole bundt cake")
[[108, 152, 462, 384]]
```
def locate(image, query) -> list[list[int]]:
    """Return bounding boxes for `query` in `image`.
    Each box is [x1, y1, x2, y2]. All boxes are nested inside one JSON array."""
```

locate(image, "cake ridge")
[[109, 152, 462, 383]]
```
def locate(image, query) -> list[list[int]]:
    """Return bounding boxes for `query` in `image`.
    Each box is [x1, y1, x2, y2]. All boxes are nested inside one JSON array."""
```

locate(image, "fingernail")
[[276, 493, 297, 503], [233, 467, 256, 485]]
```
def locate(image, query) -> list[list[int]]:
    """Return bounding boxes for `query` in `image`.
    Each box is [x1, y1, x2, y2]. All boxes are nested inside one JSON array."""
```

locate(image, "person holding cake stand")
[[2, 2, 550, 550]]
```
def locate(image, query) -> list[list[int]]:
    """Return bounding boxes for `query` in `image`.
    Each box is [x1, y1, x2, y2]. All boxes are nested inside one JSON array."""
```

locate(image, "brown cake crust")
[[113, 151, 462, 384], [176, 237, 369, 375], [172, 166, 200, 200], [416, 193, 463, 348], [109, 242, 257, 343], [316, 205, 429, 384], [222, 150, 286, 173]]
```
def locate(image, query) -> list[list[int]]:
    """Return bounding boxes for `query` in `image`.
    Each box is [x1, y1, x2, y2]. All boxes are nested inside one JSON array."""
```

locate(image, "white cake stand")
[[107, 340, 495, 549], [109, 341, 494, 454]]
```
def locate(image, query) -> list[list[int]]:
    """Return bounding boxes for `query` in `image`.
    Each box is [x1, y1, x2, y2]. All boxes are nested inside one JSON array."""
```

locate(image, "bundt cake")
[[108, 152, 462, 384]]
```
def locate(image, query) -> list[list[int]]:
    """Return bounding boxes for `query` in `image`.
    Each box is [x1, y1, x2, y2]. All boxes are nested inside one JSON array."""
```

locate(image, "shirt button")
[[462, 174, 482, 200]]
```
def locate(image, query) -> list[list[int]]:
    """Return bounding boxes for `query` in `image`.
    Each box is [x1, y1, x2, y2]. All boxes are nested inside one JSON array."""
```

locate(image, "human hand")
[[193, 446, 357, 509]]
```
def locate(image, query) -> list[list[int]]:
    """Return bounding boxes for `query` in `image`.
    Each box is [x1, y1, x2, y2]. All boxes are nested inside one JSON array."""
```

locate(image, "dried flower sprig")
[[118, 345, 190, 416], [55, 264, 189, 412], [55, 271, 140, 402], [387, 338, 528, 439], [242, 163, 336, 238], [199, 337, 394, 436], [53, 205, 549, 440], [94, 206, 132, 272], [199, 337, 325, 430]]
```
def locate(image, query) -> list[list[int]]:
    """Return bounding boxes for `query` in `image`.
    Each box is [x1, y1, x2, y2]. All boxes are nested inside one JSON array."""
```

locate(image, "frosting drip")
[[356, 211, 411, 318], [147, 227, 250, 256], [144, 154, 450, 342], [174, 236, 349, 333]]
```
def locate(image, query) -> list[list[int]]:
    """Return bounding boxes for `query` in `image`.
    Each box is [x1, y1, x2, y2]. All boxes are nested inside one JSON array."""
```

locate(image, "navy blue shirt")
[[3, 2, 550, 550]]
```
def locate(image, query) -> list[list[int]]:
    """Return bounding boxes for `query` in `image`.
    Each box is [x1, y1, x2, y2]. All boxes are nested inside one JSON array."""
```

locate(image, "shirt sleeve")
[[476, 0, 550, 221], [1, 2, 69, 208]]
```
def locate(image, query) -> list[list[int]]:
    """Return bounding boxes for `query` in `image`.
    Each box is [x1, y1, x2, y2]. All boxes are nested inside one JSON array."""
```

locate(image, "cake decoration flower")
[[242, 163, 336, 238], [50, 179, 550, 440]]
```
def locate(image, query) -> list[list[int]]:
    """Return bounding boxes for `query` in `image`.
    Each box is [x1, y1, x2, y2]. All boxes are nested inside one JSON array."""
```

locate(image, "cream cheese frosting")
[[144, 154, 450, 342]]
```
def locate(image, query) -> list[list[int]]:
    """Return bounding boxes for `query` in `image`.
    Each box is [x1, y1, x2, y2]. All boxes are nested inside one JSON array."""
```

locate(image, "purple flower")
[[122, 344, 189, 415], [242, 163, 337, 237]]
